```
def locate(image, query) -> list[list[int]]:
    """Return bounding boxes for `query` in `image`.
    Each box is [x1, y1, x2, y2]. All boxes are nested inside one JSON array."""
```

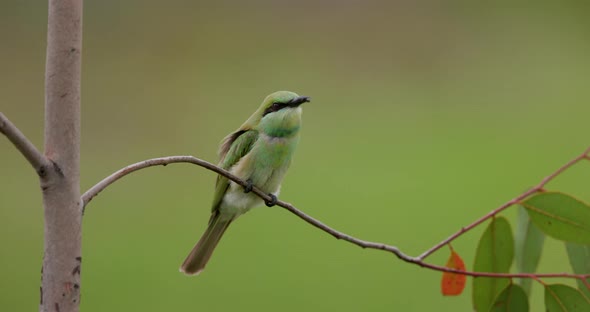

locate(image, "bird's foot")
[[243, 179, 253, 193], [265, 194, 278, 207]]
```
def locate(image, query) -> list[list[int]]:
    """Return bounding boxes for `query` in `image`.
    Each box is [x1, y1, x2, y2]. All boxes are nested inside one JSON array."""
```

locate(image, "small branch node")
[[37, 164, 48, 178]]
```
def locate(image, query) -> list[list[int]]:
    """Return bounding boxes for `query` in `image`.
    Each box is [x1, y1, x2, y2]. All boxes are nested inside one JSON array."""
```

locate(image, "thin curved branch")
[[81, 156, 255, 207], [81, 150, 590, 285], [81, 156, 412, 258], [0, 112, 49, 174]]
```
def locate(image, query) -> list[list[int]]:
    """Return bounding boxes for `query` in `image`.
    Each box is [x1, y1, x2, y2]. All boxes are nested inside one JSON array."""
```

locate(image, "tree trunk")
[[40, 0, 83, 311]]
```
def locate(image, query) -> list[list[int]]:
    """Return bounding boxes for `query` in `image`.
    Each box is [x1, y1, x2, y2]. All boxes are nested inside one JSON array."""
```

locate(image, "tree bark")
[[40, 0, 83, 311]]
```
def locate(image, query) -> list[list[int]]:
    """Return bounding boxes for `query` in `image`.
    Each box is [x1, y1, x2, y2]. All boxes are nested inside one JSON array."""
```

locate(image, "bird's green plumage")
[[211, 130, 258, 212], [180, 91, 309, 275]]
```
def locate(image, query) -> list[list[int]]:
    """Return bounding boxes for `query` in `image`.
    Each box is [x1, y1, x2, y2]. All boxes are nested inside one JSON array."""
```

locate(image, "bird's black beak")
[[288, 96, 311, 107]]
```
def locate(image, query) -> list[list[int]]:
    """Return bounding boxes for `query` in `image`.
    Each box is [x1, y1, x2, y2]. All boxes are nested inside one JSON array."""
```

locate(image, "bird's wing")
[[211, 129, 259, 213]]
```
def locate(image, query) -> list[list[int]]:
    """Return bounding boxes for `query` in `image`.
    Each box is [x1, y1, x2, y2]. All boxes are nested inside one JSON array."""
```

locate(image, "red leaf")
[[441, 248, 467, 296]]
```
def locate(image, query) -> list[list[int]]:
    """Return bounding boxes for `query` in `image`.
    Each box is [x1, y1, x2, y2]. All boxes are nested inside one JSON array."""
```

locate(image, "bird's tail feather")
[[180, 213, 232, 275]]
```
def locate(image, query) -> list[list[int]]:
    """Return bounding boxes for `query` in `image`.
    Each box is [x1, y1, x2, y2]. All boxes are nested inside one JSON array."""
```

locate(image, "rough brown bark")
[[40, 0, 83, 311]]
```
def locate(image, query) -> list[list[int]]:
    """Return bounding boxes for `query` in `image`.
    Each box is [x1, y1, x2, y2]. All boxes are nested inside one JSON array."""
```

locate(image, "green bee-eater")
[[180, 91, 310, 275]]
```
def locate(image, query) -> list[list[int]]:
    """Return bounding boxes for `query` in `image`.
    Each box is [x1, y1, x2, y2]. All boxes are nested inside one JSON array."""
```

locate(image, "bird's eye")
[[271, 103, 281, 110]]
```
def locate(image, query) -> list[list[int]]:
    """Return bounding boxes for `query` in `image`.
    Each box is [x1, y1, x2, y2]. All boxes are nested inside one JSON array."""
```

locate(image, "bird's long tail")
[[180, 213, 232, 275]]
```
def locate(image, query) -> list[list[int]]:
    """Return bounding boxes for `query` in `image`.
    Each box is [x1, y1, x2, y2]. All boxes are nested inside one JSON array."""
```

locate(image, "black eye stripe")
[[263, 102, 288, 117]]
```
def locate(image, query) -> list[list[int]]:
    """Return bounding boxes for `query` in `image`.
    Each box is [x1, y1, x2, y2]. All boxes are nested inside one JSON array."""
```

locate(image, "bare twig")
[[417, 146, 590, 261], [0, 113, 49, 173], [82, 148, 590, 285]]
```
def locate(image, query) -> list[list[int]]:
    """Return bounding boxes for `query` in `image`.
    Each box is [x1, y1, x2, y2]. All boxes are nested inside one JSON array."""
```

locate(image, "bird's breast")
[[256, 134, 299, 168], [252, 134, 297, 185], [223, 133, 298, 211]]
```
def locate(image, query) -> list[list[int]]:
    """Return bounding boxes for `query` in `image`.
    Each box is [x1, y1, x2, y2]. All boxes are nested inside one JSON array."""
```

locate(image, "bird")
[[180, 91, 310, 275]]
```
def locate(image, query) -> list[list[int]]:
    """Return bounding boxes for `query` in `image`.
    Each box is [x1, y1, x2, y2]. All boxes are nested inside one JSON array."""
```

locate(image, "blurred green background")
[[2, 1, 590, 311]]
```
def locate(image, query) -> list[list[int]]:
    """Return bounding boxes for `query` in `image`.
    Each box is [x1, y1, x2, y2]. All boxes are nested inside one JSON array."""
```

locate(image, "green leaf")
[[545, 284, 590, 311], [472, 217, 514, 312], [522, 192, 590, 244], [489, 284, 529, 312], [566, 243, 590, 299], [515, 205, 545, 295]]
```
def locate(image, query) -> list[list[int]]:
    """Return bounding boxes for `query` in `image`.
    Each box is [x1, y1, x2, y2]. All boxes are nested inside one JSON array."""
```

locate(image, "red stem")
[[417, 147, 590, 261]]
